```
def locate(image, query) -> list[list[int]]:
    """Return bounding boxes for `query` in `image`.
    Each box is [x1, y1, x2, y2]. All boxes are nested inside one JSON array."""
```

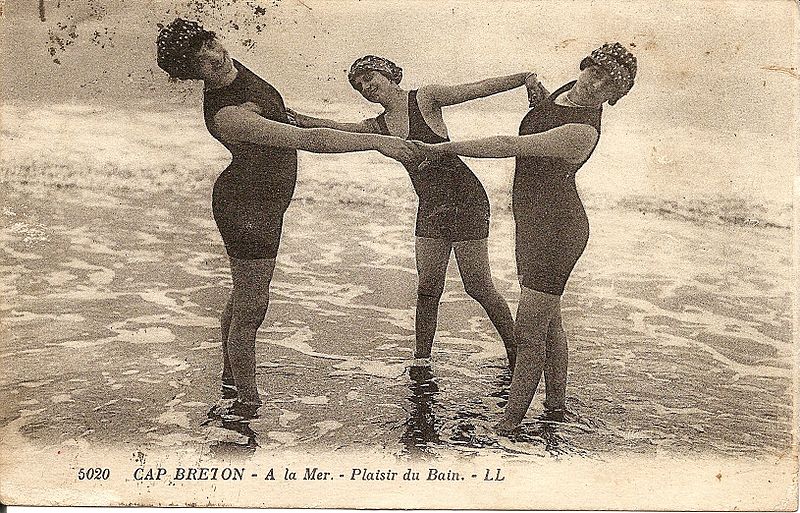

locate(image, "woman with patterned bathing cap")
[[291, 55, 549, 375], [156, 19, 415, 419], [415, 43, 637, 433]]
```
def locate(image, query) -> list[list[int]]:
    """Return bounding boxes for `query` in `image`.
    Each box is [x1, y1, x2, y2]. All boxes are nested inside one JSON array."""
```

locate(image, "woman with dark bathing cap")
[[156, 19, 415, 418], [415, 43, 637, 432], [292, 56, 548, 373]]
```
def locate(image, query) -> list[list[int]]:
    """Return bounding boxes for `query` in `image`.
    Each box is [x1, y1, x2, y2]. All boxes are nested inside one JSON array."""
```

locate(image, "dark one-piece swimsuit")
[[203, 60, 298, 260], [514, 81, 602, 295], [376, 90, 491, 241]]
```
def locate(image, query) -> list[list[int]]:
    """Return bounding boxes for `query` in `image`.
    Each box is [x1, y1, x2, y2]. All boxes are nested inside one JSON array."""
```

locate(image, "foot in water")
[[401, 365, 441, 452], [207, 399, 262, 422], [493, 419, 520, 436], [409, 364, 437, 390], [539, 407, 566, 423], [494, 407, 568, 436]]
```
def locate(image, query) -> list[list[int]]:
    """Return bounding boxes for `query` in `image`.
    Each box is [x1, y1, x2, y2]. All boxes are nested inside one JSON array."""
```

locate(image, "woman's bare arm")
[[214, 106, 413, 161], [289, 109, 378, 133], [420, 72, 531, 107], [416, 124, 599, 163]]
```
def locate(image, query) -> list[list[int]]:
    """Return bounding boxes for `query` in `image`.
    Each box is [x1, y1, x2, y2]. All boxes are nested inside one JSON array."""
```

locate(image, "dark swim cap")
[[156, 18, 216, 81], [348, 55, 403, 88], [580, 42, 637, 105]]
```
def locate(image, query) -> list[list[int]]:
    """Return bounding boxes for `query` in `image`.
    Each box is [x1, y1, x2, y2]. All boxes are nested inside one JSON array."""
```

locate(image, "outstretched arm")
[[421, 72, 533, 107], [215, 106, 413, 161], [416, 124, 599, 163], [289, 109, 379, 133]]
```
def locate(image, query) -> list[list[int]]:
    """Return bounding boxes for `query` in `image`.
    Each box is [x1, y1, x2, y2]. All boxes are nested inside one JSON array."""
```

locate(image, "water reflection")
[[513, 417, 570, 456], [400, 366, 440, 456], [204, 399, 261, 458], [446, 368, 589, 457], [438, 367, 515, 453], [511, 406, 595, 457], [209, 419, 259, 458], [487, 367, 512, 409]]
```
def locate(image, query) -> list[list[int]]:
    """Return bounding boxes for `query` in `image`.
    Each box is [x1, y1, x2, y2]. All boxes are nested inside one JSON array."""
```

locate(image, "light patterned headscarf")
[[580, 42, 637, 105], [156, 18, 216, 81], [348, 55, 403, 89]]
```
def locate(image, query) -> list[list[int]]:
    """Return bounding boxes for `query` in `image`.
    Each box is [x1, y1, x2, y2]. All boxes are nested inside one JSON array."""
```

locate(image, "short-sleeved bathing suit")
[[204, 60, 298, 260], [376, 90, 490, 241], [514, 81, 601, 295]]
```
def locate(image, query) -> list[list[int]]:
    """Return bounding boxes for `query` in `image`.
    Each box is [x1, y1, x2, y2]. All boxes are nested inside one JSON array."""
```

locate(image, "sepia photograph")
[[1, 0, 797, 509]]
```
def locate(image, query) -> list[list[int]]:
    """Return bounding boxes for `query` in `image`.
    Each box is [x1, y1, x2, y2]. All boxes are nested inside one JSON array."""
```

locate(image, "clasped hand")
[[525, 73, 550, 107], [376, 138, 448, 168]]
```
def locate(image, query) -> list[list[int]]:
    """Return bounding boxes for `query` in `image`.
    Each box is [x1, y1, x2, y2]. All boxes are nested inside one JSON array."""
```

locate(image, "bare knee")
[[230, 296, 269, 328], [417, 291, 442, 306], [463, 278, 495, 303], [548, 319, 565, 339], [514, 326, 547, 360], [545, 318, 566, 354], [417, 280, 444, 302], [514, 293, 558, 353], [514, 322, 546, 344]]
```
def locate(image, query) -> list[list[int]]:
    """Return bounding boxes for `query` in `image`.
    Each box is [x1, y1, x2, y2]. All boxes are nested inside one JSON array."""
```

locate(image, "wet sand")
[[0, 181, 793, 461]]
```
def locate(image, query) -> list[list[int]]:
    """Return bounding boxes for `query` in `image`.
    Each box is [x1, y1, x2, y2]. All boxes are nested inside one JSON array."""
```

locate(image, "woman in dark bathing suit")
[[156, 20, 415, 418], [416, 43, 637, 432], [292, 56, 547, 373]]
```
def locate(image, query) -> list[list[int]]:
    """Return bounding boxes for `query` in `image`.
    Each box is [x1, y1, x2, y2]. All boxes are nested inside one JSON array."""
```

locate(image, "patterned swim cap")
[[580, 42, 637, 104], [348, 55, 403, 88], [156, 18, 216, 81]]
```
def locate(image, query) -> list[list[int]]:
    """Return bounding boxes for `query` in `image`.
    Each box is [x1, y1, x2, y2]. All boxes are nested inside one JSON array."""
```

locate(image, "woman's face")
[[195, 37, 233, 80], [574, 65, 621, 104], [351, 71, 395, 104]]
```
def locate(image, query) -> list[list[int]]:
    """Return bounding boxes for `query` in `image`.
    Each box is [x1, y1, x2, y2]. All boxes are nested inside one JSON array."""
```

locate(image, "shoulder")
[[233, 60, 277, 93], [570, 105, 602, 131], [213, 105, 247, 126], [554, 123, 599, 160], [416, 84, 444, 104], [372, 113, 389, 134], [232, 59, 250, 78], [413, 86, 447, 116]]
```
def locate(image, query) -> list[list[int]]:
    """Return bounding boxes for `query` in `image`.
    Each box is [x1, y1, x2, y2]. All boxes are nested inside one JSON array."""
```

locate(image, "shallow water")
[[0, 180, 793, 461]]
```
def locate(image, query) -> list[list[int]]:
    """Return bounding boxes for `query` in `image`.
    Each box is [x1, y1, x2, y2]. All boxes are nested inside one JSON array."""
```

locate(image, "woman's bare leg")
[[414, 237, 452, 360], [220, 294, 234, 386], [496, 286, 560, 433], [453, 238, 516, 369], [226, 256, 276, 405], [544, 307, 568, 413]]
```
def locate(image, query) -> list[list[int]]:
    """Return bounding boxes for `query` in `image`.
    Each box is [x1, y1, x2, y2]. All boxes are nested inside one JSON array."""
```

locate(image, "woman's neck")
[[561, 87, 601, 108]]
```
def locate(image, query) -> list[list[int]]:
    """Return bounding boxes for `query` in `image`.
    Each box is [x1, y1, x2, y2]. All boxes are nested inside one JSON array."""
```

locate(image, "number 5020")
[[77, 468, 110, 480]]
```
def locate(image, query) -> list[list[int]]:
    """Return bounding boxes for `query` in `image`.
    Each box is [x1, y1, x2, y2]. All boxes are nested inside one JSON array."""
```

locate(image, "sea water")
[[0, 102, 793, 459]]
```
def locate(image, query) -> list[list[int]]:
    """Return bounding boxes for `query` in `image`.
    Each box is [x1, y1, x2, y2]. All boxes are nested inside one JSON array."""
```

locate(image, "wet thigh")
[[415, 237, 452, 296]]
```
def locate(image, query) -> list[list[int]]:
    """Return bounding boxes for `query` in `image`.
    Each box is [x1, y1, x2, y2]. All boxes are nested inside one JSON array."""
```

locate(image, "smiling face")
[[351, 70, 396, 104], [573, 64, 622, 105], [194, 37, 233, 81]]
